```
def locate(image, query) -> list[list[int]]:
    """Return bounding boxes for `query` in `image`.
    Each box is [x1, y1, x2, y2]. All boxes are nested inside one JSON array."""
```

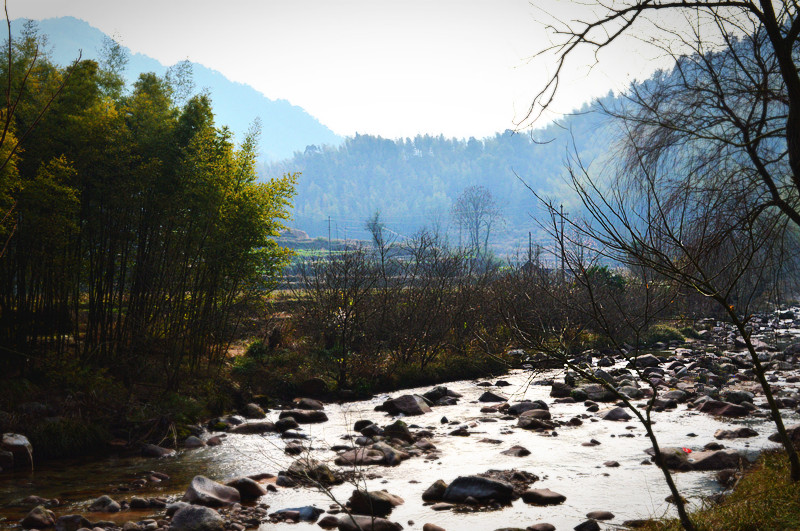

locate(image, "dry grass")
[[642, 450, 800, 530]]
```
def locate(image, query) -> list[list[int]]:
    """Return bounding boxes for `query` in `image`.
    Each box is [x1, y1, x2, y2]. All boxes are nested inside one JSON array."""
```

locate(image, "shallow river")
[[1, 366, 796, 530]]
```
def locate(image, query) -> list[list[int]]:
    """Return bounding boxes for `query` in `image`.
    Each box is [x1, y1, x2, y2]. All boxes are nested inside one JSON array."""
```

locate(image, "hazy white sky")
[[14, 0, 681, 138]]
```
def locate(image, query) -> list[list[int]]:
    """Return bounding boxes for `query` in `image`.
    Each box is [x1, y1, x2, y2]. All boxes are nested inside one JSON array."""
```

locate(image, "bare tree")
[[450, 185, 502, 259]]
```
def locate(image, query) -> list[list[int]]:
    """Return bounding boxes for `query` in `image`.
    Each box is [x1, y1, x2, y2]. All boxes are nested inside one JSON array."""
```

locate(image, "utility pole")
[[327, 216, 331, 258]]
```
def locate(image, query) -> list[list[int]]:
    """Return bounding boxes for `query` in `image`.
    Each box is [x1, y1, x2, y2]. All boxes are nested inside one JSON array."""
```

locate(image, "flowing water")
[[1, 363, 797, 530]]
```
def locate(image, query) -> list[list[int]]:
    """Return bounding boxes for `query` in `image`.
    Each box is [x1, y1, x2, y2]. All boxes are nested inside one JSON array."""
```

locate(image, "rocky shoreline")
[[6, 311, 800, 530]]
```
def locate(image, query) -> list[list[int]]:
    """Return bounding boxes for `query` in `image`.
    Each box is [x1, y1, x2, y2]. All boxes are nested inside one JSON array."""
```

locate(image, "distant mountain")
[[14, 16, 342, 162]]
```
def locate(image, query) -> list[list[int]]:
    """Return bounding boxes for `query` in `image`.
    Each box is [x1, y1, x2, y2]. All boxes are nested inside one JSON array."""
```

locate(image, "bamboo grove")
[[0, 26, 297, 390]]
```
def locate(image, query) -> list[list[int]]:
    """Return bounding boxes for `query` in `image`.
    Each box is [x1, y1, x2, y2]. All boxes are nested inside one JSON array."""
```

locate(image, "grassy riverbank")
[[643, 450, 800, 530]]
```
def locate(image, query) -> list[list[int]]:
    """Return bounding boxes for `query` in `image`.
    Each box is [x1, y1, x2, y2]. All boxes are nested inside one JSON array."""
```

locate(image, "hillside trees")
[[0, 28, 296, 391], [451, 185, 503, 258]]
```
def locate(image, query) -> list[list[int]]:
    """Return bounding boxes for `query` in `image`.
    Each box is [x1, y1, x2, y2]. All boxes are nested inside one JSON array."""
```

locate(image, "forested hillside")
[[267, 100, 620, 253]]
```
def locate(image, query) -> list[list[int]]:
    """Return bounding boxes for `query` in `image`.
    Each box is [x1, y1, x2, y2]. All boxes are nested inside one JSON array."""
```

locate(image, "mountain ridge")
[[14, 16, 342, 162]]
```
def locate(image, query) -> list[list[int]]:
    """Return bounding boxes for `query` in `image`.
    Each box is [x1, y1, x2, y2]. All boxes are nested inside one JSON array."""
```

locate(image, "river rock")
[[225, 477, 267, 500], [319, 515, 340, 529], [294, 397, 325, 410], [379, 395, 431, 416], [691, 449, 743, 471], [242, 403, 266, 419], [521, 488, 566, 505], [184, 436, 206, 448], [21, 506, 55, 529], [170, 505, 224, 531], [550, 382, 573, 398], [645, 447, 691, 471], [478, 391, 507, 402], [631, 354, 661, 368], [597, 407, 632, 421], [527, 525, 556, 531], [272, 506, 324, 522], [442, 476, 513, 504], [383, 420, 414, 443], [422, 525, 446, 531], [337, 514, 403, 531], [372, 441, 410, 466], [182, 476, 240, 506], [287, 458, 339, 484], [228, 420, 278, 435], [507, 401, 548, 415], [166, 501, 191, 517], [348, 489, 404, 516], [574, 521, 601, 531], [274, 417, 300, 432], [768, 424, 800, 444], [335, 447, 387, 466], [422, 479, 448, 501], [714, 427, 758, 439], [54, 514, 91, 531], [279, 409, 328, 423], [207, 415, 245, 430], [2, 433, 32, 468], [501, 445, 531, 457], [88, 495, 120, 512], [140, 443, 174, 458], [586, 510, 615, 520], [698, 400, 749, 417]]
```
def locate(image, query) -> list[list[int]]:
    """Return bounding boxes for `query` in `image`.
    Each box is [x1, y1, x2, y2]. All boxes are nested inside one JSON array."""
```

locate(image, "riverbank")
[[641, 449, 800, 530]]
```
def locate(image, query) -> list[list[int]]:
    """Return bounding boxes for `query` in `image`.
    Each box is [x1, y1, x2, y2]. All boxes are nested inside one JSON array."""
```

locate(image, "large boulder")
[[442, 476, 514, 504], [382, 420, 414, 444], [714, 427, 758, 440], [20, 506, 55, 529], [182, 475, 241, 507], [691, 450, 743, 471], [279, 409, 329, 423], [170, 505, 224, 531], [348, 490, 404, 516], [645, 447, 692, 471], [378, 395, 431, 416], [2, 433, 32, 468], [697, 400, 749, 417], [225, 477, 267, 500]]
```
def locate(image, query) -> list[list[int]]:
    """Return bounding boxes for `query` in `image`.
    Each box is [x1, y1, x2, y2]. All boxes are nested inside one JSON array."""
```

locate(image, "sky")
[[13, 0, 685, 139]]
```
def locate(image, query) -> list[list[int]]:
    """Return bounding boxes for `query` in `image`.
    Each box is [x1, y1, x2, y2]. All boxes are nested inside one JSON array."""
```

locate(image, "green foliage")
[[0, 24, 297, 393], [28, 418, 109, 460], [644, 324, 685, 346], [586, 265, 626, 290], [679, 326, 702, 339]]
